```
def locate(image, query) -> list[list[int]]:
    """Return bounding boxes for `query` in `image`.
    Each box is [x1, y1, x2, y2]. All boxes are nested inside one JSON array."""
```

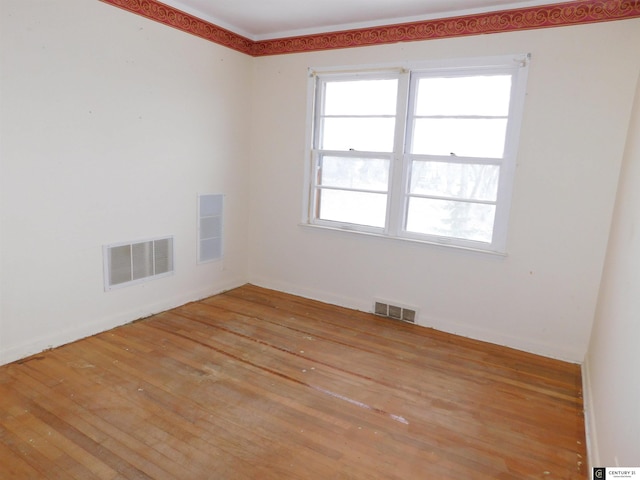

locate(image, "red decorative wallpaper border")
[[101, 0, 640, 57], [100, 0, 254, 55], [252, 0, 640, 55]]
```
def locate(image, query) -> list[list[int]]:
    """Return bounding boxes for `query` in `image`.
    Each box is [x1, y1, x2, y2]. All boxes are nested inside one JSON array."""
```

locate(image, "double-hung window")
[[305, 54, 529, 253]]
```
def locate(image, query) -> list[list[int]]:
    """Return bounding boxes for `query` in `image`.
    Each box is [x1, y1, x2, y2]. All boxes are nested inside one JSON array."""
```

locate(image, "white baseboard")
[[582, 359, 600, 473], [0, 279, 246, 366], [248, 276, 373, 313], [248, 276, 583, 363]]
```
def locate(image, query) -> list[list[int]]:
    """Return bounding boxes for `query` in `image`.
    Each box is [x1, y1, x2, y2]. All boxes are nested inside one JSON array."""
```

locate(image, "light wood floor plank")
[[0, 284, 587, 479]]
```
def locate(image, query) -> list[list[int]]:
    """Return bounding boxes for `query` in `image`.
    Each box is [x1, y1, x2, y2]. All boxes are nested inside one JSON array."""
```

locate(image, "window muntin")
[[306, 56, 529, 253]]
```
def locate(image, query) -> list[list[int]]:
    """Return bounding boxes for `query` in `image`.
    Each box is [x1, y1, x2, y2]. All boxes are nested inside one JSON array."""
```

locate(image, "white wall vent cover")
[[103, 236, 174, 290], [198, 194, 223, 263]]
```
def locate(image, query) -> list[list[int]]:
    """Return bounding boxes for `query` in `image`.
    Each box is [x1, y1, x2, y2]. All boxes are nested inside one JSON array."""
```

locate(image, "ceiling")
[[160, 0, 568, 40]]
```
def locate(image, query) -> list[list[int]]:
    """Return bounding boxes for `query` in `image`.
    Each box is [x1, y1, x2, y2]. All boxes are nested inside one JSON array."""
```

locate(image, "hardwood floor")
[[0, 284, 587, 479]]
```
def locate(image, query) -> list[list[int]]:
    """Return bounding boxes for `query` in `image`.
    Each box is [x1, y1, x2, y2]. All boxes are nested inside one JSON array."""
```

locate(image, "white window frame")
[[303, 54, 530, 254]]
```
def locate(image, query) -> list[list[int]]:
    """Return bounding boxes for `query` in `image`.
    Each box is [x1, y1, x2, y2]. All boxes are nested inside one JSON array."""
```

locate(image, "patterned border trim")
[[100, 0, 254, 55], [101, 0, 640, 57]]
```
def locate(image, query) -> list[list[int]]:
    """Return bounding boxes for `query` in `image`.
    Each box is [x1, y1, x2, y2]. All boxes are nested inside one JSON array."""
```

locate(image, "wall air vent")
[[198, 194, 223, 263], [103, 236, 174, 290], [374, 300, 417, 323]]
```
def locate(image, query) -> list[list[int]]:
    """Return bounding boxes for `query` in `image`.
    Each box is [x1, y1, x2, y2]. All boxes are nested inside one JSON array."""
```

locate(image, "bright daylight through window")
[[304, 54, 530, 253]]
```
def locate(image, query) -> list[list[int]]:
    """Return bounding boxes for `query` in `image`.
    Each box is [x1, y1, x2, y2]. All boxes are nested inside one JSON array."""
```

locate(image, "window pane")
[[410, 161, 499, 201], [318, 189, 387, 228], [324, 79, 398, 116], [320, 156, 389, 191], [411, 118, 507, 158], [405, 197, 495, 243], [415, 75, 512, 116], [321, 117, 395, 152]]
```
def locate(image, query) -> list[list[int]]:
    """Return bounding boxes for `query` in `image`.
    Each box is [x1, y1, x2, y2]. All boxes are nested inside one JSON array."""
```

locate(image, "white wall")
[[2, 2, 639, 370], [583, 73, 640, 467], [0, 0, 252, 364], [1, 0, 639, 467], [248, 20, 640, 362]]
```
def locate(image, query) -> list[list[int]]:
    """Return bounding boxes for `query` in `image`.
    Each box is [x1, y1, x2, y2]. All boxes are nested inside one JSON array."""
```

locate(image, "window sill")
[[298, 222, 508, 257]]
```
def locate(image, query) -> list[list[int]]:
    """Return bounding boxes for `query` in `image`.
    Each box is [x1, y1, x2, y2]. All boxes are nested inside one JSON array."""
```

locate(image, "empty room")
[[1, 0, 639, 478]]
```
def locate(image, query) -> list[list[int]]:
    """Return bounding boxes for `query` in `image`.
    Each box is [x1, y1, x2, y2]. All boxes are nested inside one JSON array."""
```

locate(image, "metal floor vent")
[[103, 236, 174, 290], [374, 301, 417, 323]]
